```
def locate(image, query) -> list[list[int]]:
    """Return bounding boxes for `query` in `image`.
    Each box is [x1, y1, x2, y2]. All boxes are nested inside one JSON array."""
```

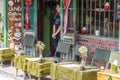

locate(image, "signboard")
[[116, 0, 120, 20]]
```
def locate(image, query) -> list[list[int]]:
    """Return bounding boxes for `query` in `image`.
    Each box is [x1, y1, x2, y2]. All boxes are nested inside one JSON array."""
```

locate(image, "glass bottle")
[[108, 76, 112, 80]]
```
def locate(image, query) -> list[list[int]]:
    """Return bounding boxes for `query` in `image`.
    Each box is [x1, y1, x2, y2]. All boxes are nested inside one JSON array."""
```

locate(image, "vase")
[[95, 30, 100, 36], [80, 59, 86, 70], [39, 53, 43, 63]]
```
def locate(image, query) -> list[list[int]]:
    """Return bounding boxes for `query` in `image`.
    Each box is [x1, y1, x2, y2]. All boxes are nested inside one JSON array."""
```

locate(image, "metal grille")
[[78, 0, 118, 38]]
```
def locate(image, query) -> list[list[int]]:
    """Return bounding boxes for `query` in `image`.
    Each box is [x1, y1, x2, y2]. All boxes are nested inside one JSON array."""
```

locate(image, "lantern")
[[82, 27, 87, 34], [24, 0, 33, 30], [104, 2, 110, 10]]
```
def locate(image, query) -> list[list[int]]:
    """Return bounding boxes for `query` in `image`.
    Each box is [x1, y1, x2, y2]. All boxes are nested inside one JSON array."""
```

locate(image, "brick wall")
[[76, 36, 119, 67]]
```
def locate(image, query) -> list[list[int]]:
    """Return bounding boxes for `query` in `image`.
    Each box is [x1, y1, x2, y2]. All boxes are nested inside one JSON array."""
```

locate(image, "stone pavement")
[[0, 64, 51, 80]]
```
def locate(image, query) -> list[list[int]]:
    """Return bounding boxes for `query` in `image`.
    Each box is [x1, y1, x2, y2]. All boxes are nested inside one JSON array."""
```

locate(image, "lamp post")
[[24, 0, 33, 30]]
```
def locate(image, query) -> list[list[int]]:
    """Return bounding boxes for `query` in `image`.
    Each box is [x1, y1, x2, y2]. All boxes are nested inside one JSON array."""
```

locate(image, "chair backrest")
[[54, 40, 71, 56], [91, 48, 111, 67], [74, 43, 81, 56], [109, 52, 120, 65], [23, 35, 35, 47]]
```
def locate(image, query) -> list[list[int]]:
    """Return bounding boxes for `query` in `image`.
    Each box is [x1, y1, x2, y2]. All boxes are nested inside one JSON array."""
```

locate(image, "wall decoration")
[[13, 28, 22, 40], [8, 0, 14, 7], [24, 0, 33, 30], [8, 0, 22, 50]]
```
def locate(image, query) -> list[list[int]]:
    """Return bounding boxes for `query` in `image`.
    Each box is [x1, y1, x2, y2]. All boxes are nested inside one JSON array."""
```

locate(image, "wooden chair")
[[74, 43, 81, 56], [54, 40, 72, 61], [23, 35, 35, 56], [91, 48, 111, 68]]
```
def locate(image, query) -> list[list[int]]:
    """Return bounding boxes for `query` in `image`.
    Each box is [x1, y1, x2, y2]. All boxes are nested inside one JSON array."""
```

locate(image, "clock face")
[[8, 0, 14, 7]]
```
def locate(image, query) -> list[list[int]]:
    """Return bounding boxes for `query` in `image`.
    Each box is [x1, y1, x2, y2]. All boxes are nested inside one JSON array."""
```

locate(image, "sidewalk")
[[0, 64, 25, 80], [0, 64, 50, 80]]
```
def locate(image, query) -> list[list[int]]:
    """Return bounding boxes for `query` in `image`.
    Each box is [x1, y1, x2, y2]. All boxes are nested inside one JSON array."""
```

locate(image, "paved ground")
[[0, 70, 15, 80], [0, 64, 51, 80]]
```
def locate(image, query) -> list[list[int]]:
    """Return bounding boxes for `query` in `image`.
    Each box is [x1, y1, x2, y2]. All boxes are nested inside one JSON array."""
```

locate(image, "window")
[[77, 0, 118, 38]]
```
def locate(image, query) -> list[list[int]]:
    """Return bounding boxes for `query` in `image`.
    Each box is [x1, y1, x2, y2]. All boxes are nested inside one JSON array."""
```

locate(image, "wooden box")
[[0, 48, 14, 61], [50, 62, 99, 80], [26, 58, 52, 78], [97, 71, 120, 80]]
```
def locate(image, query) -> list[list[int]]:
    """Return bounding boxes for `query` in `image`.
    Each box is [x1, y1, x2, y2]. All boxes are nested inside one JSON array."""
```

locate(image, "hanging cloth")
[[24, 0, 33, 30], [63, 0, 71, 33]]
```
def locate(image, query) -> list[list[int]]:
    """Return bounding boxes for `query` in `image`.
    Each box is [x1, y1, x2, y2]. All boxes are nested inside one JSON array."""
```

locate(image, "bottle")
[[108, 76, 112, 80], [100, 66, 104, 72]]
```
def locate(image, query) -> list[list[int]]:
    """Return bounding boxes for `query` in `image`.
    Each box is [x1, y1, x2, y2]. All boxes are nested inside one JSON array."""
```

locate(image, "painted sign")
[[8, 0, 22, 50]]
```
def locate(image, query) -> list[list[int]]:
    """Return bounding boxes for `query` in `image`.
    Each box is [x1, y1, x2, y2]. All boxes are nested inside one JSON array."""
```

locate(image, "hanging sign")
[[116, 0, 120, 20]]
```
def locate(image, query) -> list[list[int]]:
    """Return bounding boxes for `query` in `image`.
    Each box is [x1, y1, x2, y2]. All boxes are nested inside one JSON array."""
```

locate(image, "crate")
[[0, 48, 14, 66], [50, 62, 99, 80], [97, 71, 120, 80]]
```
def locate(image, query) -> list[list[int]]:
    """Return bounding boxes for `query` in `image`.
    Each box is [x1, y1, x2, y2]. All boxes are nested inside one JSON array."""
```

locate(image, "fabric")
[[63, 0, 71, 33], [53, 13, 60, 57], [54, 13, 60, 40]]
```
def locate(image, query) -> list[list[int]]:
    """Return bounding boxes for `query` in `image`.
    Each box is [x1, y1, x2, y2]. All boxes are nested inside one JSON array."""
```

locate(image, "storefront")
[[76, 0, 118, 65]]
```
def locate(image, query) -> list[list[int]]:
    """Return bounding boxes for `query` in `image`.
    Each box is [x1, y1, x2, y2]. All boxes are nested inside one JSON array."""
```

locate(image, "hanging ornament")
[[24, 0, 33, 30], [104, 2, 110, 10], [82, 27, 87, 34], [62, 0, 71, 33]]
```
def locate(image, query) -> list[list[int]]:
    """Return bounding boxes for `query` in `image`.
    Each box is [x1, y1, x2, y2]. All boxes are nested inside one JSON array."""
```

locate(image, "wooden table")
[[50, 62, 99, 80], [97, 70, 120, 80]]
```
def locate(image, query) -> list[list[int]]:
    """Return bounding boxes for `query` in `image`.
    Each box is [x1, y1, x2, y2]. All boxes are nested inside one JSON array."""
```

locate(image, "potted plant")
[[36, 41, 45, 63], [78, 46, 88, 70]]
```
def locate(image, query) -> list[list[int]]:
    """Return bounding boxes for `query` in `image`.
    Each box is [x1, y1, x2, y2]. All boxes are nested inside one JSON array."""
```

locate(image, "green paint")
[[60, 0, 64, 38], [4, 0, 8, 47], [43, 8, 50, 57]]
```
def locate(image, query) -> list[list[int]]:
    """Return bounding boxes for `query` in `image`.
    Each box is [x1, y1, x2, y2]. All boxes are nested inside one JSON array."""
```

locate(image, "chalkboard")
[[23, 35, 35, 47], [116, 0, 120, 20]]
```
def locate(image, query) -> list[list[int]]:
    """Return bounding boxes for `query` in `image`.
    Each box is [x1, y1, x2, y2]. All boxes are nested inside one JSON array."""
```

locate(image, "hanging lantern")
[[82, 27, 87, 34], [24, 0, 33, 30], [104, 2, 110, 10]]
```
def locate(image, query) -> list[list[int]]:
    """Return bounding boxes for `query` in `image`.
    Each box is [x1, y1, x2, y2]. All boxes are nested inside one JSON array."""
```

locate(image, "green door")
[[43, 8, 50, 57]]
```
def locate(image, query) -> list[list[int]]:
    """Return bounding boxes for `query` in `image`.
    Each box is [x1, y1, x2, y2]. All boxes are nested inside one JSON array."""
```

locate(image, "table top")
[[0, 48, 10, 50], [51, 62, 99, 80], [54, 62, 99, 72]]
